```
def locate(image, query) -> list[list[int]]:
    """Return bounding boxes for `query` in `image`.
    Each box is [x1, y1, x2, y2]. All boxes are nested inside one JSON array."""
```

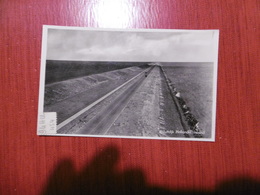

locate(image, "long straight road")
[[57, 65, 188, 138], [68, 66, 154, 135]]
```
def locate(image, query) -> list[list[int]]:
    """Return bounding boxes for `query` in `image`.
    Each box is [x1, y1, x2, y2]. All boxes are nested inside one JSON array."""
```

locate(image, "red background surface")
[[0, 0, 259, 194]]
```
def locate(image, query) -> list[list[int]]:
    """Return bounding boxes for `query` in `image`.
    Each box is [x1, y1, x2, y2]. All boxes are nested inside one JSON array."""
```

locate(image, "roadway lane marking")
[[57, 67, 152, 130], [84, 70, 148, 135]]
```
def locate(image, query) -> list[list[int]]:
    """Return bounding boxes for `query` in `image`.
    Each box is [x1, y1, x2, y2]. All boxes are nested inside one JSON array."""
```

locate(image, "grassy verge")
[[162, 63, 213, 138]]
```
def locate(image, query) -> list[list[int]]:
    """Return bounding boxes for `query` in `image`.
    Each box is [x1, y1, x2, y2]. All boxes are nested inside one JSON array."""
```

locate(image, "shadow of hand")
[[42, 145, 260, 195]]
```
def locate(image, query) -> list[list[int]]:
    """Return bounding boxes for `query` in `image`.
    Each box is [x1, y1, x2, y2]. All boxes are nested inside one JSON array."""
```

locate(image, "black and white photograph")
[[38, 25, 219, 141]]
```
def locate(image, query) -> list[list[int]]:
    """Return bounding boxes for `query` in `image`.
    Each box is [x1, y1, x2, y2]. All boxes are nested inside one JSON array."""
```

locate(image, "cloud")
[[46, 28, 218, 62]]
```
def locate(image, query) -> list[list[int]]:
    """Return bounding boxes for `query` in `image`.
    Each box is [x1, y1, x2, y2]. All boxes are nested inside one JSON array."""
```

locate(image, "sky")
[[46, 27, 219, 62]]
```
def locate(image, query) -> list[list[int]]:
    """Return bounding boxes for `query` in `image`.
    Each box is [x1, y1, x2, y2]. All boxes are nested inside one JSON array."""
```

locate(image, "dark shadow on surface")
[[42, 146, 260, 195]]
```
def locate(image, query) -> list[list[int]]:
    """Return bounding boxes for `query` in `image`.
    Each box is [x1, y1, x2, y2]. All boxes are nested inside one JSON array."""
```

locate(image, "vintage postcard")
[[38, 25, 219, 141]]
